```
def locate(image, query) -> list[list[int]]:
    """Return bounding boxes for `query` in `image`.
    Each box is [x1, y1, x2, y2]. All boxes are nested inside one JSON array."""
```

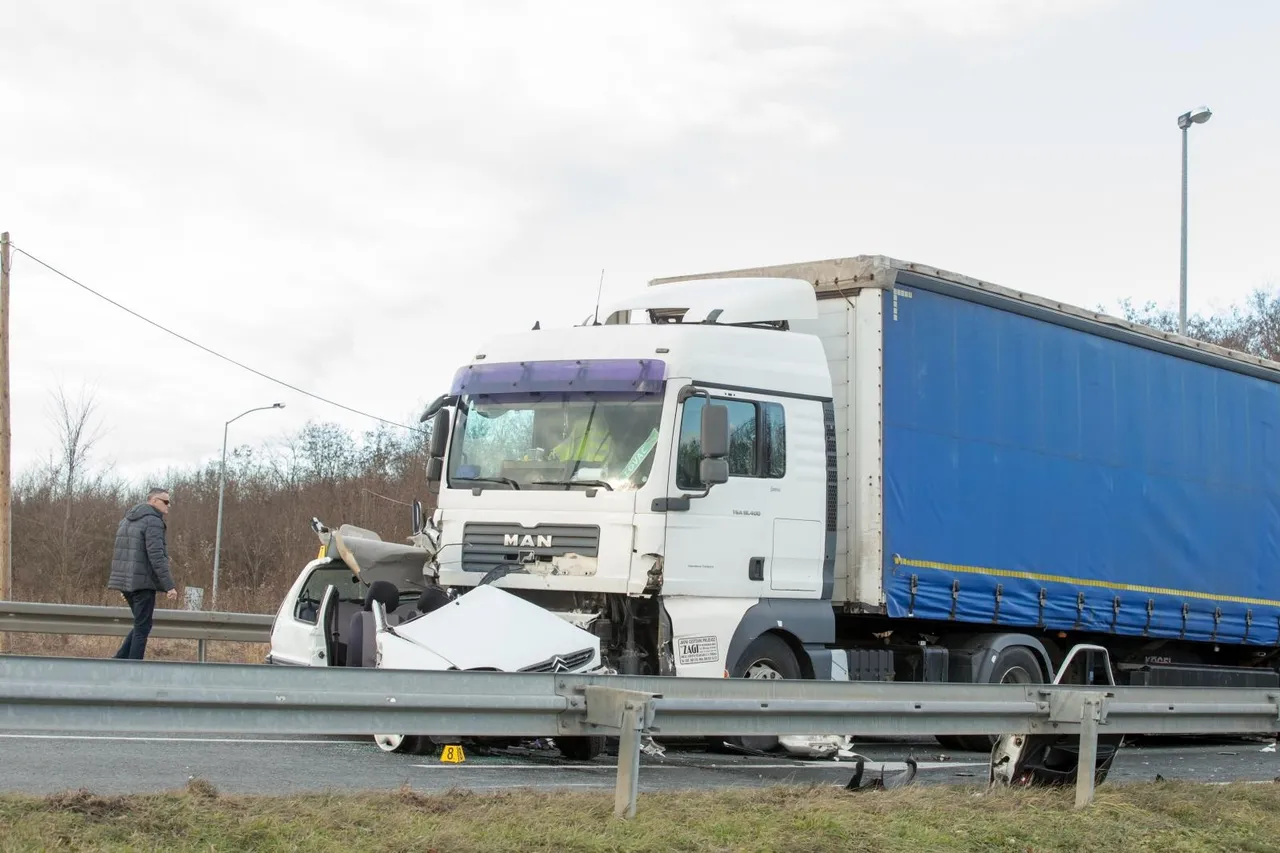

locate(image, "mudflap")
[[989, 731, 1123, 788]]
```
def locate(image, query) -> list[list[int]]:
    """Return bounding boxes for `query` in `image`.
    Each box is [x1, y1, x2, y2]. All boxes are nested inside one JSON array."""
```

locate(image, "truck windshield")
[[447, 394, 663, 492], [445, 358, 666, 492]]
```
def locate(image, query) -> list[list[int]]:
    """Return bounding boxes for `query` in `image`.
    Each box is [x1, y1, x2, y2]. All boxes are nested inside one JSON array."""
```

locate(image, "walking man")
[[108, 487, 178, 660]]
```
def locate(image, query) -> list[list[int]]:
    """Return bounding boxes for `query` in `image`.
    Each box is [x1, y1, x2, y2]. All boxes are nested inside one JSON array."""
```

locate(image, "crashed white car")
[[267, 519, 607, 759]]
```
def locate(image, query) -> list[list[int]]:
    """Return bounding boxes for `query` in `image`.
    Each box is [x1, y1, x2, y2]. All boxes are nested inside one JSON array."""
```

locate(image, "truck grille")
[[518, 647, 596, 673], [460, 523, 601, 573]]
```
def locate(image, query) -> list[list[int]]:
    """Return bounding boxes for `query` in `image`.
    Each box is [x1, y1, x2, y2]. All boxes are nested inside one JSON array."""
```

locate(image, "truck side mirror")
[[411, 499, 423, 535], [429, 408, 450, 458], [700, 403, 730, 459], [426, 457, 444, 490], [420, 394, 448, 423], [699, 458, 729, 486], [657, 394, 733, 512]]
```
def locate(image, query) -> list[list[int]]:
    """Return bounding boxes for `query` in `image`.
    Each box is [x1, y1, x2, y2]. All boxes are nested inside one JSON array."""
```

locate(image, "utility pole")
[[0, 233, 11, 655]]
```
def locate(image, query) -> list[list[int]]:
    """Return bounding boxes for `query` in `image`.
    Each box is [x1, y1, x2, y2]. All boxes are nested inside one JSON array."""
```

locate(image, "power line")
[[10, 244, 422, 433]]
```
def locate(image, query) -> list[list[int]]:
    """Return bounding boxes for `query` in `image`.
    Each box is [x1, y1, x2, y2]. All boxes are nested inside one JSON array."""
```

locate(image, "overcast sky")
[[2, 0, 1276, 485]]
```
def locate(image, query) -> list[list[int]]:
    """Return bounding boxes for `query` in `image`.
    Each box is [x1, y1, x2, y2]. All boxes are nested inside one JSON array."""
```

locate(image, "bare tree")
[[294, 421, 357, 484], [13, 404, 431, 610], [48, 384, 105, 583], [1115, 286, 1280, 360], [50, 384, 103, 507]]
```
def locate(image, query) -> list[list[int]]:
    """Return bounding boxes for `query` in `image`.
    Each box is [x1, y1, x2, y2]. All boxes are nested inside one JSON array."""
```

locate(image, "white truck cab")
[[422, 276, 837, 687], [411, 273, 850, 756]]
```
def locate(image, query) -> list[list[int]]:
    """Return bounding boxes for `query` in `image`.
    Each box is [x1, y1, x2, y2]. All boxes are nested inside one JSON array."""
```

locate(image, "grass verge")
[[2, 779, 1278, 852]]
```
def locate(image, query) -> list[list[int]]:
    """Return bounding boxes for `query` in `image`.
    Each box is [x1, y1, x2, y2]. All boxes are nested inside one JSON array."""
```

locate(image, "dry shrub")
[[43, 789, 129, 820], [184, 778, 220, 800]]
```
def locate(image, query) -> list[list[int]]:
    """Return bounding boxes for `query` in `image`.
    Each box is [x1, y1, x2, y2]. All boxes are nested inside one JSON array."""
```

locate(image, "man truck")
[[275, 253, 1280, 755]]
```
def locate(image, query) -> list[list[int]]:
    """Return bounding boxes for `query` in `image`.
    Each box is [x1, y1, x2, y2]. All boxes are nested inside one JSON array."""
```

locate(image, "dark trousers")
[[113, 590, 156, 660]]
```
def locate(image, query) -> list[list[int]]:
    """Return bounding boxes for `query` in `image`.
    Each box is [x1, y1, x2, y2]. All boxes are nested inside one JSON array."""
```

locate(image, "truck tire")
[[711, 633, 803, 754], [557, 735, 606, 761], [936, 646, 1044, 753]]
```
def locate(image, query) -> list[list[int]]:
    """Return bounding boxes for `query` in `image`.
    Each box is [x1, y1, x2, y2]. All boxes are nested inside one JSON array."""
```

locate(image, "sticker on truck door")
[[676, 635, 719, 666]]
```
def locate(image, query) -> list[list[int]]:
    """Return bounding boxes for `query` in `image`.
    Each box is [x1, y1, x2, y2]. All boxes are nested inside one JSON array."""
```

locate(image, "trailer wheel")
[[711, 633, 802, 754], [557, 735, 606, 761], [936, 646, 1044, 753]]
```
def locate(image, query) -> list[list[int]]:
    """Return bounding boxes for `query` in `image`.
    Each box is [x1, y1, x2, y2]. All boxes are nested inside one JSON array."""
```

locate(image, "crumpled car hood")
[[376, 585, 602, 673]]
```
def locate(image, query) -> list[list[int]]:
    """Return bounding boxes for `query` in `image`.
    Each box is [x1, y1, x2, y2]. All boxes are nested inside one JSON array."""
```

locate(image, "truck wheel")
[[936, 646, 1044, 753], [557, 735, 605, 761], [711, 633, 802, 754]]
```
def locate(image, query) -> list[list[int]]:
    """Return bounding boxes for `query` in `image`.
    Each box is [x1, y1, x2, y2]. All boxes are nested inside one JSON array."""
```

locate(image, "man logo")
[[503, 533, 553, 548]]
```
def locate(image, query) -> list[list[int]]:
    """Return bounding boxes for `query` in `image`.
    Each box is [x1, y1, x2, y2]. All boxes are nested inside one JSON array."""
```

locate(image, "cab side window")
[[676, 396, 786, 489]]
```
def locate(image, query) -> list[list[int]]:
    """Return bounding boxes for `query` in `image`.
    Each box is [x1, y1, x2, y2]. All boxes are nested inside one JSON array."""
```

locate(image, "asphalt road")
[[1, 733, 1278, 796]]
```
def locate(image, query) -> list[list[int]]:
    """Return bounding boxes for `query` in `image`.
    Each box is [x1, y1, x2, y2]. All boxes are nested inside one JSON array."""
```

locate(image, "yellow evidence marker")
[[440, 744, 466, 764]]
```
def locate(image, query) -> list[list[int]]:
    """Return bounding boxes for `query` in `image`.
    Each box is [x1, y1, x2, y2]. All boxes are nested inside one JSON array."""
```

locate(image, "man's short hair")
[[147, 487, 169, 499]]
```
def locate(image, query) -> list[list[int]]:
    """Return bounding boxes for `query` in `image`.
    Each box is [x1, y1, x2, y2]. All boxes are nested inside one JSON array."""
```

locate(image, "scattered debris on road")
[[845, 756, 918, 791]]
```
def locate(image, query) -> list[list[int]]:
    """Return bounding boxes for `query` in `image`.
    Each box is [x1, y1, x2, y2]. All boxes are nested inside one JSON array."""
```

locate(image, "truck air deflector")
[[606, 276, 818, 326]]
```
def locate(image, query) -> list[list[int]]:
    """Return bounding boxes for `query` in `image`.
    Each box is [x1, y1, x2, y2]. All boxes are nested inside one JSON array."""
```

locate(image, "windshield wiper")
[[532, 479, 614, 492], [455, 477, 521, 490]]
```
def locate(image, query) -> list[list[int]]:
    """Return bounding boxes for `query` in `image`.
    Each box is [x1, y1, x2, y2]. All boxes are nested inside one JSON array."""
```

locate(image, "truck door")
[[661, 391, 782, 598]]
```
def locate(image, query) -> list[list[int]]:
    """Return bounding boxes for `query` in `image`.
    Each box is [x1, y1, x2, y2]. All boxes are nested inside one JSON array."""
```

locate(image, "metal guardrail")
[[0, 601, 272, 659], [2, 654, 1277, 817]]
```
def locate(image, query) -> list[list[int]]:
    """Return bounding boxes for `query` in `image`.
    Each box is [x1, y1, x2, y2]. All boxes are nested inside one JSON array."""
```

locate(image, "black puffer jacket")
[[107, 503, 175, 593]]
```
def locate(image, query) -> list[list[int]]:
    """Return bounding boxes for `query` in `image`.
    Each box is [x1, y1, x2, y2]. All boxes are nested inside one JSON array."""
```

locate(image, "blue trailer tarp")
[[882, 283, 1280, 646]]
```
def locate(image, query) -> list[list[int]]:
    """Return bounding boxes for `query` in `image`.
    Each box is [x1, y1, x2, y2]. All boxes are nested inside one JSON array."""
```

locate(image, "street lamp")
[[1178, 105, 1212, 336], [211, 403, 284, 609]]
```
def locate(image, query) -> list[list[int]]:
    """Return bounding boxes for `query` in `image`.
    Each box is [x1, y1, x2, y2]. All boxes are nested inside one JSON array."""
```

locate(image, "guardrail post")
[[615, 699, 645, 819], [577, 685, 657, 819], [197, 640, 206, 663], [1075, 695, 1102, 809]]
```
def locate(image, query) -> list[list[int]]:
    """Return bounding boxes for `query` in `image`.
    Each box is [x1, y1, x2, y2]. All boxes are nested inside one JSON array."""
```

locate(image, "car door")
[[268, 562, 357, 666]]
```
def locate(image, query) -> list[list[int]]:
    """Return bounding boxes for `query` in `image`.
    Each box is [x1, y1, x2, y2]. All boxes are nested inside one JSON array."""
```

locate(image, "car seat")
[[344, 581, 400, 668]]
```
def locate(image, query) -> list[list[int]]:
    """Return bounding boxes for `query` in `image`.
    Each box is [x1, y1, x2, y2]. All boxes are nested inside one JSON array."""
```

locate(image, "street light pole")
[[211, 403, 284, 610], [1178, 105, 1212, 337], [1180, 122, 1188, 335]]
